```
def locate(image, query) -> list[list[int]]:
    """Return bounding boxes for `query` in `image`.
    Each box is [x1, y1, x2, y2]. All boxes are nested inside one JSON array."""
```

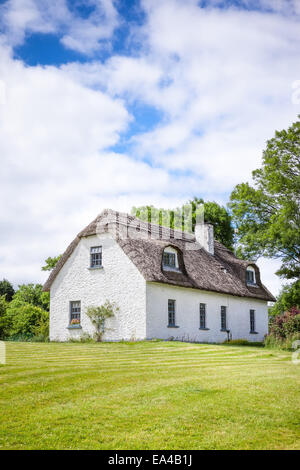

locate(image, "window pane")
[[90, 246, 102, 267], [200, 303, 206, 329], [168, 299, 175, 325], [250, 309, 255, 332], [70, 301, 81, 323], [221, 306, 227, 330], [163, 252, 176, 267]]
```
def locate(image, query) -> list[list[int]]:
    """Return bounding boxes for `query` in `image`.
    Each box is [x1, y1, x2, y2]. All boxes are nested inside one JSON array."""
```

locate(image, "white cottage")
[[44, 209, 275, 342]]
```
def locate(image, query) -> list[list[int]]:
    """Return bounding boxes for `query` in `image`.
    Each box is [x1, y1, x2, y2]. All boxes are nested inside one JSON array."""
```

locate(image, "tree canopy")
[[230, 116, 300, 279], [269, 281, 300, 317], [132, 197, 234, 251], [42, 255, 61, 271], [11, 283, 50, 311], [0, 279, 15, 302]]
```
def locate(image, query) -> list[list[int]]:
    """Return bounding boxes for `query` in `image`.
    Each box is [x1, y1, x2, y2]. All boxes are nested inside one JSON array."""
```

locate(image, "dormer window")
[[246, 266, 256, 285], [162, 247, 180, 271]]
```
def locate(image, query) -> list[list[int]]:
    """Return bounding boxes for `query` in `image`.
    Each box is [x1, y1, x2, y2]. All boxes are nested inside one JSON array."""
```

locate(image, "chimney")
[[195, 223, 214, 255]]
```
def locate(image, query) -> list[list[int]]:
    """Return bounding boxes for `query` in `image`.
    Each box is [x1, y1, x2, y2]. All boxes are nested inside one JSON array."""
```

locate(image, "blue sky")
[[0, 0, 299, 293]]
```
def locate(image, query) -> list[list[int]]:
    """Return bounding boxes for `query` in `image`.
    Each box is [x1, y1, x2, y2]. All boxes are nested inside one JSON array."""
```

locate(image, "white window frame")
[[70, 301, 81, 325], [163, 246, 180, 271], [246, 266, 256, 285], [90, 246, 102, 268]]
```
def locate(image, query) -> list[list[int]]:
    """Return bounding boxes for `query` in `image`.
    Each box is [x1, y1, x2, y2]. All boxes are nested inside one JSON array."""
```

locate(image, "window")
[[70, 301, 81, 325], [221, 306, 227, 330], [162, 247, 181, 271], [200, 303, 206, 329], [246, 266, 256, 285], [250, 309, 256, 333], [168, 299, 176, 326], [163, 251, 176, 268], [90, 246, 102, 268]]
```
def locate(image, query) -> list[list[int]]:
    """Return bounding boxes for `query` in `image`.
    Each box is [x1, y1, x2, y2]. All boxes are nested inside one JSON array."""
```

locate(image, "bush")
[[0, 295, 9, 339], [264, 332, 300, 350], [269, 281, 300, 317], [265, 306, 300, 350], [269, 307, 300, 339], [6, 303, 49, 338]]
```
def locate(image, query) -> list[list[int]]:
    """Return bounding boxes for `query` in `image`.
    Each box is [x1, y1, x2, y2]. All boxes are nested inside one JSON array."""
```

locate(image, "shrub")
[[265, 306, 300, 350], [0, 295, 9, 339], [86, 301, 119, 342], [269, 281, 300, 317], [264, 332, 300, 350], [6, 303, 49, 338], [269, 307, 300, 339]]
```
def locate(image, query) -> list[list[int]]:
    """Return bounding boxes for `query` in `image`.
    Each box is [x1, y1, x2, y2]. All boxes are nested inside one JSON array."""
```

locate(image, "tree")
[[230, 116, 300, 279], [269, 281, 300, 317], [12, 284, 50, 311], [5, 303, 48, 338], [0, 279, 15, 302], [132, 197, 234, 251], [0, 295, 9, 339], [42, 255, 61, 271], [86, 301, 119, 342]]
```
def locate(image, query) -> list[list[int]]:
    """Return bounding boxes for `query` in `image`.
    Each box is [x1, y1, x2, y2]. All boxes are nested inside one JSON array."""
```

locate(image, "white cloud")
[[1, 0, 299, 294], [0, 43, 178, 286], [0, 0, 119, 54]]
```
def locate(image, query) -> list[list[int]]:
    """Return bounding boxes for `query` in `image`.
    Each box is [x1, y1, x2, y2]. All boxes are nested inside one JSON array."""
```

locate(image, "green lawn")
[[0, 341, 299, 450]]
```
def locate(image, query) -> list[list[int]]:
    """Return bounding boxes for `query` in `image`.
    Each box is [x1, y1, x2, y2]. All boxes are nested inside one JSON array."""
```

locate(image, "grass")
[[0, 341, 299, 450]]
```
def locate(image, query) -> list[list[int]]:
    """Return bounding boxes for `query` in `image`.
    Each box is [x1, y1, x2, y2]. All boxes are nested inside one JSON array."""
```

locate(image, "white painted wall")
[[50, 233, 146, 341], [146, 282, 268, 342]]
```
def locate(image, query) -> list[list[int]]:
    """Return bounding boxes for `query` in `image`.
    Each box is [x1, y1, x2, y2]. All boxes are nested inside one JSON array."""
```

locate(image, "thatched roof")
[[43, 209, 275, 301]]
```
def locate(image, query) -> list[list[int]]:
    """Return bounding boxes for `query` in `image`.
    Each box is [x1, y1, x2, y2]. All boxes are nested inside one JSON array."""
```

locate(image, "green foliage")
[[86, 301, 119, 342], [264, 332, 300, 350], [269, 280, 300, 316], [12, 284, 50, 311], [132, 196, 234, 251], [2, 284, 50, 340], [0, 295, 9, 339], [223, 339, 263, 347], [32, 314, 49, 341], [0, 279, 15, 302], [42, 255, 61, 271], [6, 303, 48, 338], [230, 116, 300, 279], [269, 307, 300, 338]]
